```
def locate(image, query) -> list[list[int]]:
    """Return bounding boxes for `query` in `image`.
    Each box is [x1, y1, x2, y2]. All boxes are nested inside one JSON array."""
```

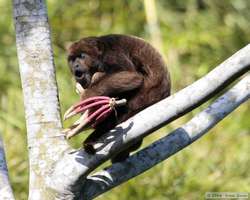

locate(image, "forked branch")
[[50, 45, 250, 198], [82, 74, 250, 199]]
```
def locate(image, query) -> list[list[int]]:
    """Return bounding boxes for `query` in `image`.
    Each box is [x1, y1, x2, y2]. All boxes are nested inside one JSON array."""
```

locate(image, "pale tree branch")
[[82, 74, 250, 199], [143, 0, 164, 54], [50, 44, 250, 197], [0, 135, 15, 200]]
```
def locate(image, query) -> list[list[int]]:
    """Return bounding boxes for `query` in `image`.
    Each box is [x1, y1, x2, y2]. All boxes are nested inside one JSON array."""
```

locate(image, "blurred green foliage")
[[0, 0, 249, 199]]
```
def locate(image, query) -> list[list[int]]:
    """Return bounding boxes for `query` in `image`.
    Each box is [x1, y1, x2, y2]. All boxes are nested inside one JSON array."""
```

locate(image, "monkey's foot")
[[63, 96, 126, 139], [83, 142, 96, 154]]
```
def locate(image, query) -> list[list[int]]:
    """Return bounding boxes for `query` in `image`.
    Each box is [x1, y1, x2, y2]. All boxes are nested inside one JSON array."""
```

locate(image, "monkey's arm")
[[81, 71, 144, 99]]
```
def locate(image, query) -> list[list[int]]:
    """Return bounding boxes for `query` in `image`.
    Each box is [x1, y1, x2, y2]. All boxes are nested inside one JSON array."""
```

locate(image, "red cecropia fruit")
[[63, 96, 127, 139]]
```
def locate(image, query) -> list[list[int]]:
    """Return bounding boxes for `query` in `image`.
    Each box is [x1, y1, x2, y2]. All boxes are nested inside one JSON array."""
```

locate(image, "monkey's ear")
[[81, 37, 104, 56], [96, 39, 104, 55]]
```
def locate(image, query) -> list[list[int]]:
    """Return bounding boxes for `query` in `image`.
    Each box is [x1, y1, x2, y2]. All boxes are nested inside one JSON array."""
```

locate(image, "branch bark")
[[50, 44, 250, 196], [0, 135, 15, 200], [82, 74, 250, 199]]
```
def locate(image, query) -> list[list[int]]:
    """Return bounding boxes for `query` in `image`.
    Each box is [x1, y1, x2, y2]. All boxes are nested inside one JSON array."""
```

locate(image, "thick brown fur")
[[67, 34, 171, 162]]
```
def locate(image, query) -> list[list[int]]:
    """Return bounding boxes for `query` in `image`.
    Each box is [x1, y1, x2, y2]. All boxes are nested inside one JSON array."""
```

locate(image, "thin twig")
[[0, 135, 15, 200]]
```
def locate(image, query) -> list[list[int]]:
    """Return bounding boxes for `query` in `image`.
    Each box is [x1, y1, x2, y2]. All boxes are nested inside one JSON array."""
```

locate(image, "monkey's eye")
[[80, 53, 86, 59]]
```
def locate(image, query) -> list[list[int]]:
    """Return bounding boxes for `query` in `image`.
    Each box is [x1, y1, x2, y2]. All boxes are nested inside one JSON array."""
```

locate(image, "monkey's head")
[[67, 37, 105, 88]]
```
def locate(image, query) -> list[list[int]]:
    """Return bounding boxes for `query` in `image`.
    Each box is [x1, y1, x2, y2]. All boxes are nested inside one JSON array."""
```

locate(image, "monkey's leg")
[[111, 139, 143, 163], [83, 116, 116, 154], [83, 130, 103, 154]]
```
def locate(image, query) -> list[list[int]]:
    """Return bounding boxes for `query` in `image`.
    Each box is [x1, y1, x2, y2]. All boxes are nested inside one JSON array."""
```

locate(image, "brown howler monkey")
[[67, 34, 171, 162]]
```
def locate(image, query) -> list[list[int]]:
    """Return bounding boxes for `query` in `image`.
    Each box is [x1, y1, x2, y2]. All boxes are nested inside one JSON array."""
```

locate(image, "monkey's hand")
[[63, 96, 126, 139]]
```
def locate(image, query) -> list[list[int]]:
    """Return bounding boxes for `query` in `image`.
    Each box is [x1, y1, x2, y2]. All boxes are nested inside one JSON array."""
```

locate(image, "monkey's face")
[[67, 38, 104, 88], [68, 52, 104, 88]]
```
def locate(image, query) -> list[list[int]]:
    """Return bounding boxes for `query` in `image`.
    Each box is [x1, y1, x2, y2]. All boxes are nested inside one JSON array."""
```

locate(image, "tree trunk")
[[13, 1, 68, 199]]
